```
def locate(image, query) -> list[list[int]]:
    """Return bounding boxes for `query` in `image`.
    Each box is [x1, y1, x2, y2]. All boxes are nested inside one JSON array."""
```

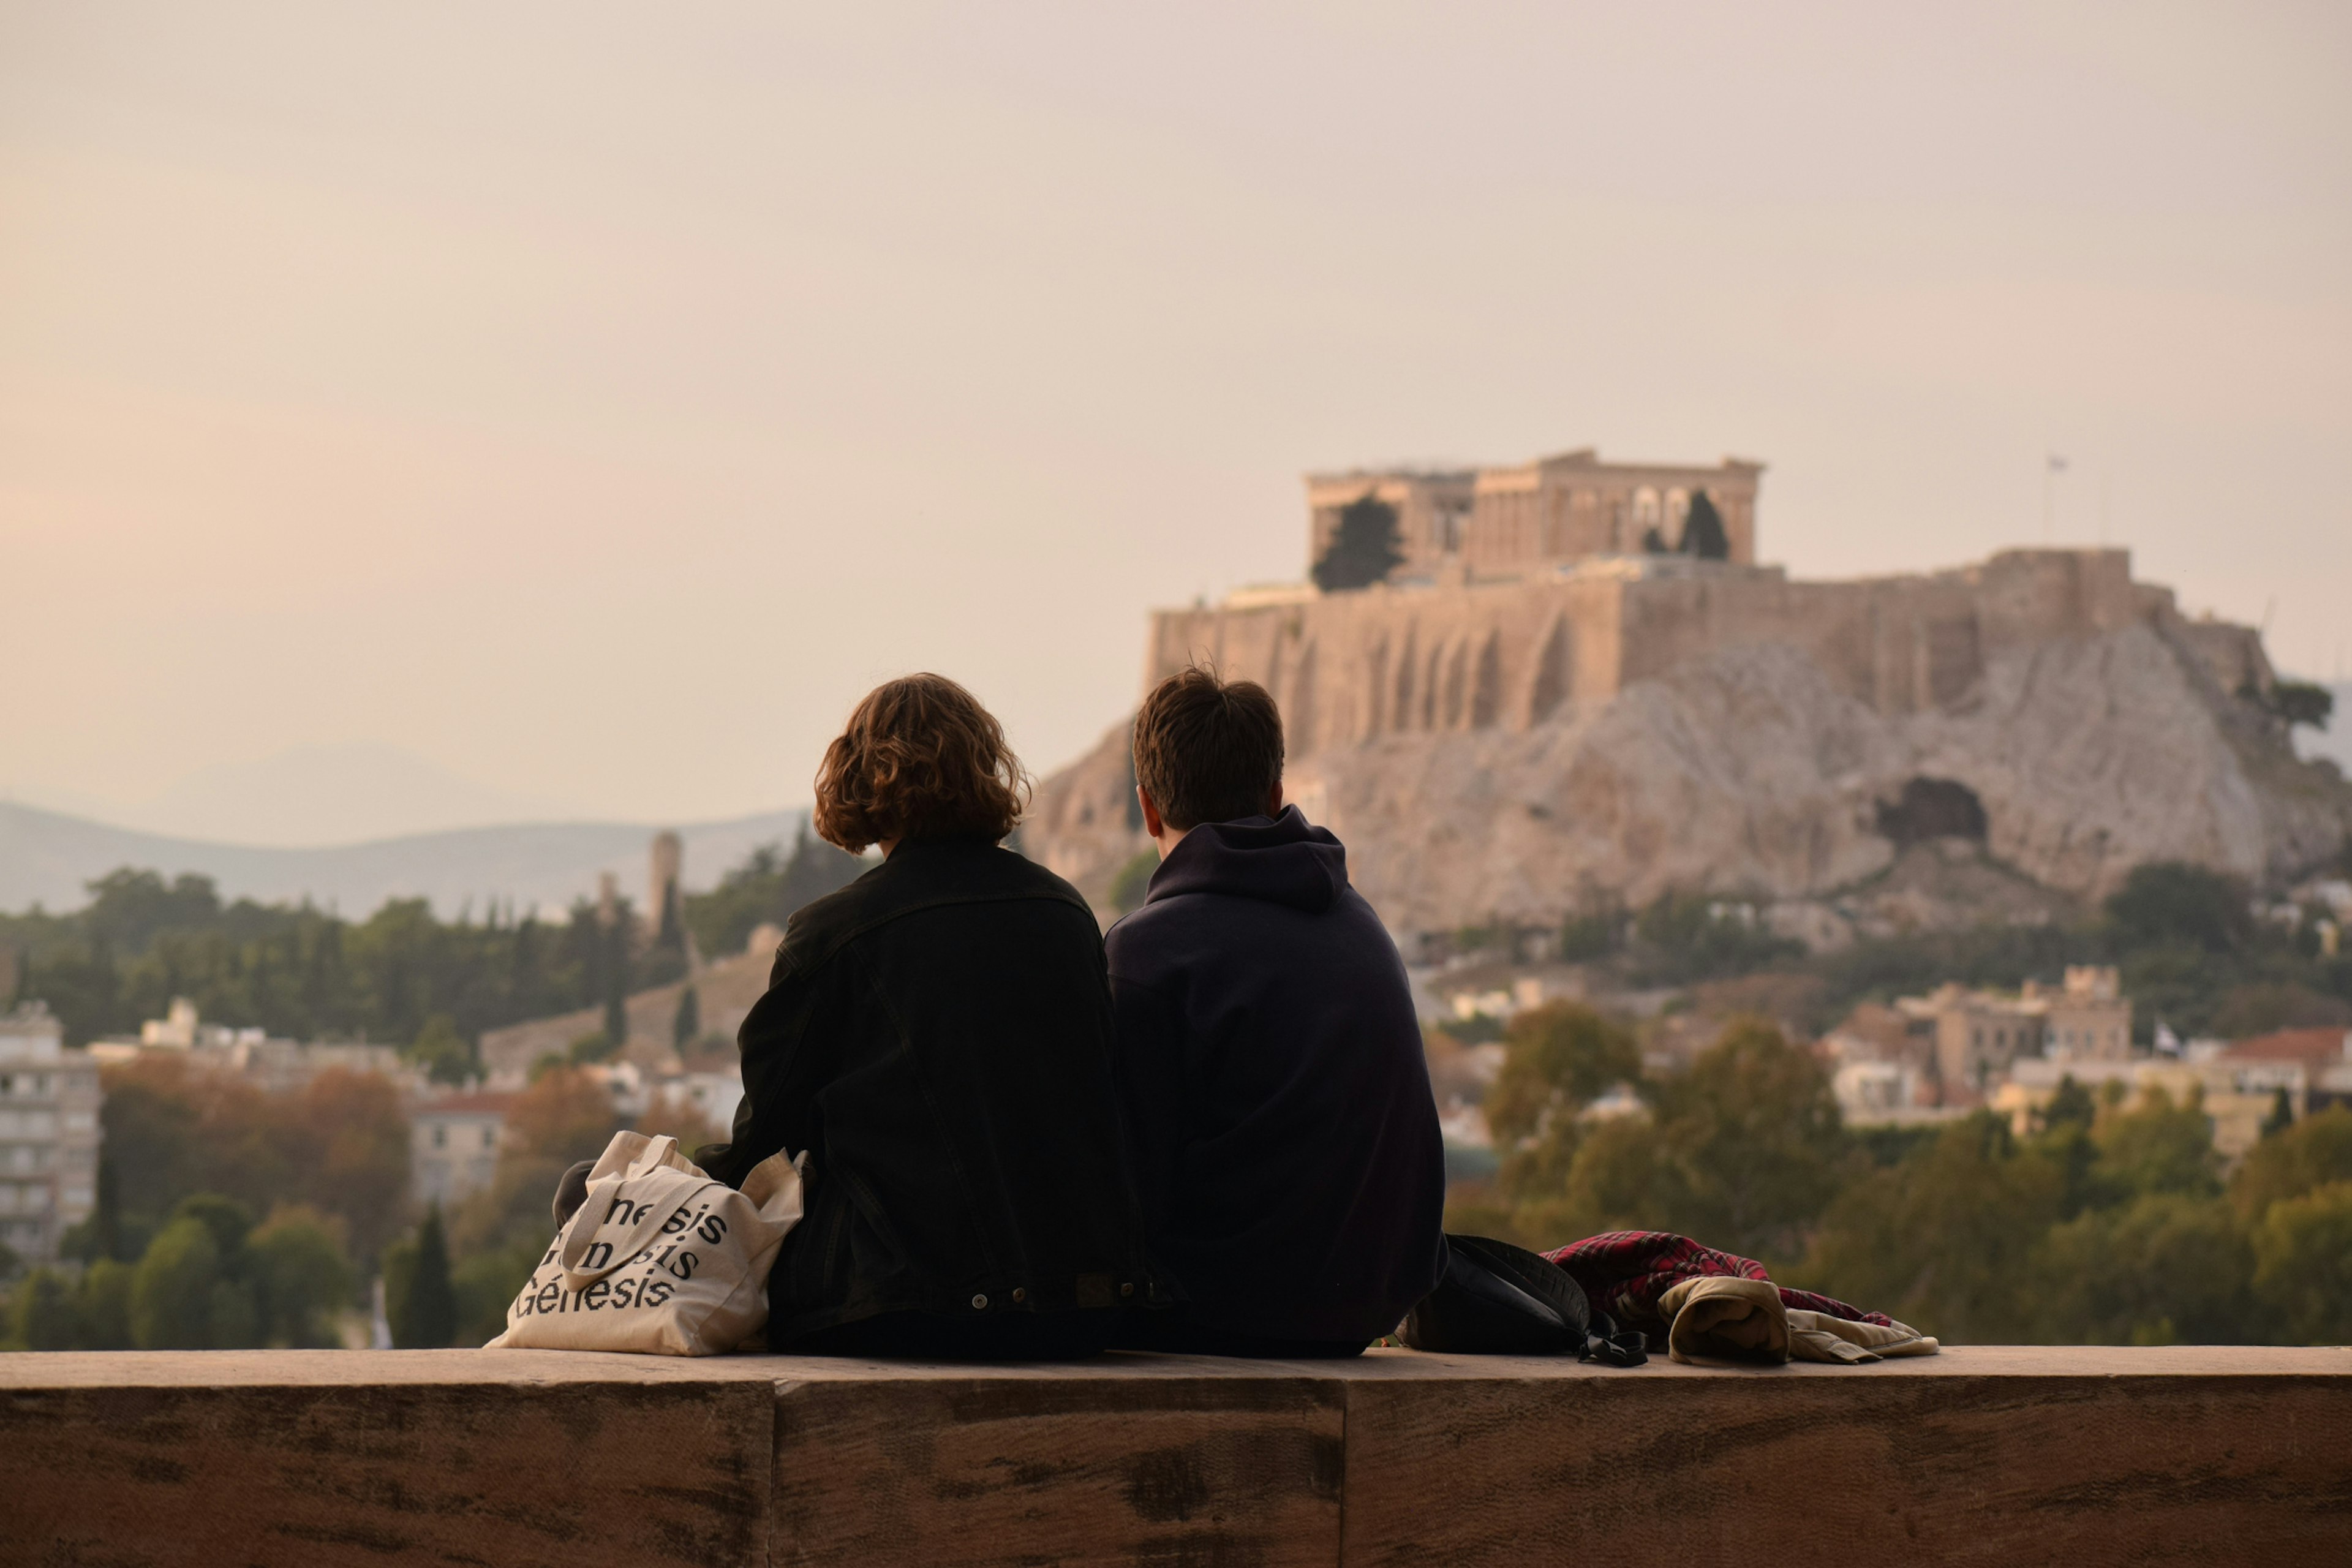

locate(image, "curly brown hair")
[[812, 674, 1030, 852]]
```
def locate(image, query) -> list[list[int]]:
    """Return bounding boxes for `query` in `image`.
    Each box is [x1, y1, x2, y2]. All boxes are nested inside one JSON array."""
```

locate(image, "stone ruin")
[[1022, 448, 2351, 943]]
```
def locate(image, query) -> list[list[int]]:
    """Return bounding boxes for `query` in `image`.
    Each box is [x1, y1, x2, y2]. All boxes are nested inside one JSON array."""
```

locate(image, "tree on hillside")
[[409, 1014, 473, 1086], [1484, 1003, 1642, 1147], [2103, 862, 2252, 956], [388, 1204, 458, 1349], [673, 985, 700, 1049], [2267, 679, 2332, 731], [1681, 490, 1730, 559], [2262, 1087, 2296, 1141], [682, 827, 867, 959], [79, 870, 224, 956], [1311, 492, 1404, 592]]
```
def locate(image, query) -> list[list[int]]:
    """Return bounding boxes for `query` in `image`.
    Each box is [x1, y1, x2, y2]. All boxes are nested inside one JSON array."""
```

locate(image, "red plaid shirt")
[[1542, 1231, 1891, 1332]]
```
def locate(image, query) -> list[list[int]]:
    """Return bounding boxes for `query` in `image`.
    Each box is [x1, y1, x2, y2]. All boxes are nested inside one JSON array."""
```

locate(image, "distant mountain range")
[[0, 802, 809, 919]]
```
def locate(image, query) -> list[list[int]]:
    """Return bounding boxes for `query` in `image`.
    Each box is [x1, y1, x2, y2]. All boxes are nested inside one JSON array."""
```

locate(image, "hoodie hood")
[[1145, 805, 1349, 914]]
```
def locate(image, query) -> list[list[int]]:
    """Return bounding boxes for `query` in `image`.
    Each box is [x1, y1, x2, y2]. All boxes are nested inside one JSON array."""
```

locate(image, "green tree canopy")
[[2104, 863, 2252, 956], [7, 1269, 79, 1351], [409, 1014, 474, 1086], [2093, 1086, 2222, 1204], [683, 826, 869, 960], [1681, 490, 1730, 559], [249, 1205, 355, 1348], [1484, 1003, 1642, 1145], [2251, 1181, 2352, 1344], [1311, 492, 1404, 592], [2230, 1106, 2352, 1221], [2267, 679, 2333, 731], [130, 1215, 225, 1349], [1472, 1017, 1847, 1267], [1806, 1113, 2063, 1343]]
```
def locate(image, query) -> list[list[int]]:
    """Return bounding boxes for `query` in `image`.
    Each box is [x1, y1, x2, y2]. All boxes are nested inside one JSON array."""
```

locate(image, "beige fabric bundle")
[[1657, 1276, 1937, 1365], [488, 1130, 805, 1355], [1785, 1310, 1940, 1363], [1659, 1276, 1789, 1364]]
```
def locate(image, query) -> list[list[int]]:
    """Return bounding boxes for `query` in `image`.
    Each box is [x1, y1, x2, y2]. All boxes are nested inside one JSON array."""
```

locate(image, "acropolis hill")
[[1025, 448, 2352, 942]]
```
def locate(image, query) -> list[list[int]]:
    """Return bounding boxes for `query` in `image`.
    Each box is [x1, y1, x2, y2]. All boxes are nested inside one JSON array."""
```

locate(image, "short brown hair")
[[1132, 666, 1284, 831], [813, 674, 1029, 852]]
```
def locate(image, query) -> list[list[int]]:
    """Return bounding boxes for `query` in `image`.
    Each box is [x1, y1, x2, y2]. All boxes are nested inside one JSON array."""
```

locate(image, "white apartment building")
[[411, 1093, 514, 1207], [0, 1003, 102, 1264]]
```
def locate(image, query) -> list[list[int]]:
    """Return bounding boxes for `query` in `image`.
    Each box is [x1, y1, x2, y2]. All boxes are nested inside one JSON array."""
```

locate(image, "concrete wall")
[[6, 1347, 2348, 1566]]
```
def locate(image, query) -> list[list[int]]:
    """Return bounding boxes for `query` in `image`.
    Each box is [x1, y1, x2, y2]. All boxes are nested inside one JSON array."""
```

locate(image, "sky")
[[4, 1, 2348, 845]]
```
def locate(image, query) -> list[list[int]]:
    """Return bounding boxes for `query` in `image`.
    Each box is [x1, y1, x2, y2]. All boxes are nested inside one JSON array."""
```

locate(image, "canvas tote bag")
[[488, 1129, 805, 1355]]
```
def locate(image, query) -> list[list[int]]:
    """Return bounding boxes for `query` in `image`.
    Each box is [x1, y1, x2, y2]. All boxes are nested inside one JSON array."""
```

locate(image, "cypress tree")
[[1311, 493, 1405, 591], [1681, 489, 1730, 559], [93, 1154, 123, 1262], [393, 1205, 459, 1349], [2262, 1087, 2295, 1140], [673, 985, 701, 1049]]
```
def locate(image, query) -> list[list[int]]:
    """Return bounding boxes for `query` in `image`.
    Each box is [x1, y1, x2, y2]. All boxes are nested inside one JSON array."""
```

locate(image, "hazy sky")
[[5, 2, 2348, 844]]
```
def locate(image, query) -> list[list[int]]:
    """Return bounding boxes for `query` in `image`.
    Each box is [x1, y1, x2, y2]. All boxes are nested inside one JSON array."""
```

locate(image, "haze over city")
[[5, 2, 2348, 844]]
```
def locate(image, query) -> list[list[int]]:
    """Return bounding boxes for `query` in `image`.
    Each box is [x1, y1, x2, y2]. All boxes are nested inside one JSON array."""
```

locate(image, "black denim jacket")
[[698, 838, 1150, 1343]]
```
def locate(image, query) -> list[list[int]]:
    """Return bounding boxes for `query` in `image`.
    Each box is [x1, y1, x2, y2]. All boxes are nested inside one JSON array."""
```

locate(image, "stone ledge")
[[5, 1347, 2348, 1567]]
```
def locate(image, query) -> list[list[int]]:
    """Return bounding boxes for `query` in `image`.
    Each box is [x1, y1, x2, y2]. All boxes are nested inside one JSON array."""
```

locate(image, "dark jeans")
[[778, 1309, 1117, 1360], [1106, 1305, 1367, 1359]]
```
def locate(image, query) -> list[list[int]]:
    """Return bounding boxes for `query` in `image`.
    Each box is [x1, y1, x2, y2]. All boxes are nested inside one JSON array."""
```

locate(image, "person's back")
[[698, 674, 1147, 1356], [1105, 668, 1446, 1353]]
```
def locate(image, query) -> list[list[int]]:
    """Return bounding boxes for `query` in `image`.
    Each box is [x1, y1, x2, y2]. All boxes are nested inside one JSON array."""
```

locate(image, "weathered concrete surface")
[[4, 1347, 2348, 1567]]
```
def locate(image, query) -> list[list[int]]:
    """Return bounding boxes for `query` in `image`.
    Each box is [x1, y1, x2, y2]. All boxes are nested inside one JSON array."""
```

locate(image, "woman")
[[697, 674, 1148, 1356]]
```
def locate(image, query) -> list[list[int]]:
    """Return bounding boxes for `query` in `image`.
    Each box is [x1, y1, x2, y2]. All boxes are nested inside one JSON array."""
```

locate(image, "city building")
[[410, 1093, 515, 1207], [91, 998, 410, 1093], [0, 1002, 102, 1265], [2214, 1028, 2352, 1117], [1820, 1002, 1957, 1125], [1898, 967, 2134, 1098]]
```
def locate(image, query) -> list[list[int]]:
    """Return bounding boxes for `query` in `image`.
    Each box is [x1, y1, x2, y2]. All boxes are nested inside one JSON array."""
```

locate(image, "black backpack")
[[1401, 1234, 1647, 1365]]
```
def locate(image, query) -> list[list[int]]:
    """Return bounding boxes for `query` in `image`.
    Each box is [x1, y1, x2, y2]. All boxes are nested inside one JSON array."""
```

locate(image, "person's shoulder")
[[1102, 886, 1190, 955], [781, 845, 1089, 973], [991, 843, 1093, 908], [771, 864, 889, 978]]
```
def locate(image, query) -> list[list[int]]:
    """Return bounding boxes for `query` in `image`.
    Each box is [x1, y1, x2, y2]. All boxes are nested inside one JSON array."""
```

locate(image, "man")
[[1106, 666, 1446, 1356]]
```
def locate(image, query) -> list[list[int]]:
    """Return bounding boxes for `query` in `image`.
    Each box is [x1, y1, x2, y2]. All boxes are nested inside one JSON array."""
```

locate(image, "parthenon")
[[1305, 447, 1765, 582]]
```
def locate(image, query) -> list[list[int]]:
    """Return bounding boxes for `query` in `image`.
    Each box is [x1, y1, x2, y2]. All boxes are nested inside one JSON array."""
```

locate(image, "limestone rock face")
[[1023, 624, 2350, 937]]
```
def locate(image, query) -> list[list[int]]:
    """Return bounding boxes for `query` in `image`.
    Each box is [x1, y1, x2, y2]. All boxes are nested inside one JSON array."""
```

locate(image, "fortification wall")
[[1025, 545, 2340, 926], [1147, 549, 2155, 758]]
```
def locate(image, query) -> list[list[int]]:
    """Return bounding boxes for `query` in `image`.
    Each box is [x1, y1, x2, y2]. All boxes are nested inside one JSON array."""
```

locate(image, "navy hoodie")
[[1104, 807, 1446, 1342]]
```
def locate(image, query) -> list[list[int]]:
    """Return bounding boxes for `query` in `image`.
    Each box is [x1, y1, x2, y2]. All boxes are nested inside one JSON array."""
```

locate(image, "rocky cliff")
[[1023, 615, 2350, 943]]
